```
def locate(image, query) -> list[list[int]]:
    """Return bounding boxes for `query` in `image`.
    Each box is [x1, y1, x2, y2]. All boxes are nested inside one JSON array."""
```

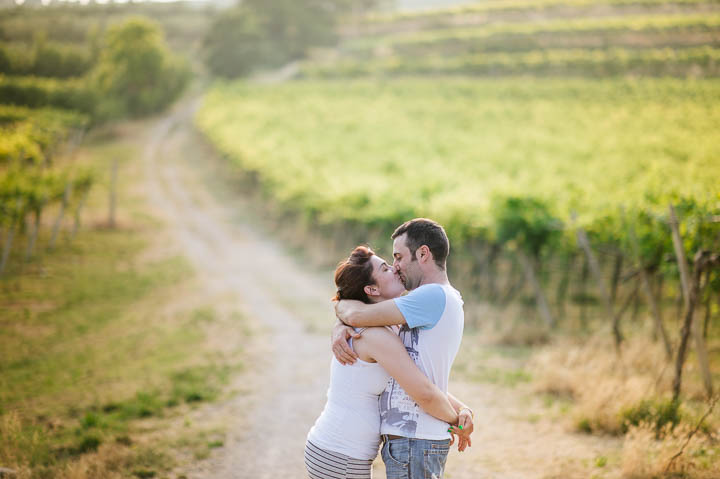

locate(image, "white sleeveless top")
[[307, 335, 391, 460]]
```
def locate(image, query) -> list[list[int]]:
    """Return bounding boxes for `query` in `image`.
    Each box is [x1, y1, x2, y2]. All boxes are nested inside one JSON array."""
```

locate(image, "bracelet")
[[459, 407, 474, 420]]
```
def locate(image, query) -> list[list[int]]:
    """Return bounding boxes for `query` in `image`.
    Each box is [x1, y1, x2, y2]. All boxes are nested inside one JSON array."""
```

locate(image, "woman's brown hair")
[[334, 246, 375, 303]]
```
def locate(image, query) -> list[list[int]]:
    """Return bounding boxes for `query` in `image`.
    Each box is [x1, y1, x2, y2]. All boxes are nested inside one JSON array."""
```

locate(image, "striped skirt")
[[304, 440, 373, 479]]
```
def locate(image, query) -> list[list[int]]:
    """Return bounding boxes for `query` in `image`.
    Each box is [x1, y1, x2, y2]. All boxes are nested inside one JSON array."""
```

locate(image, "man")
[[332, 218, 473, 479]]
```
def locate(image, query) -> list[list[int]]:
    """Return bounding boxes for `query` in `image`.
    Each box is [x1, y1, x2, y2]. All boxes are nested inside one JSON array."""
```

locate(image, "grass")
[[0, 119, 247, 478], [452, 331, 534, 387]]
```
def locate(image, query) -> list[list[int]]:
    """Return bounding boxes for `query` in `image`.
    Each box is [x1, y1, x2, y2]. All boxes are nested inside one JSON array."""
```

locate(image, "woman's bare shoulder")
[[357, 326, 402, 345]]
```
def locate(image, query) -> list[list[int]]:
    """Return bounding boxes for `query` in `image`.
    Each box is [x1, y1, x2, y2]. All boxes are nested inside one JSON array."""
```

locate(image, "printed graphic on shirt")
[[379, 325, 421, 435]]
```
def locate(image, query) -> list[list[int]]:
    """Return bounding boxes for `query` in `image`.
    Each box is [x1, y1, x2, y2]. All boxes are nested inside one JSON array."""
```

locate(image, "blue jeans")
[[381, 435, 450, 479]]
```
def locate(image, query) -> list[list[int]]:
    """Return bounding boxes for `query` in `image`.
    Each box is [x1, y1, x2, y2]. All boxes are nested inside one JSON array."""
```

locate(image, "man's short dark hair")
[[391, 218, 449, 269]]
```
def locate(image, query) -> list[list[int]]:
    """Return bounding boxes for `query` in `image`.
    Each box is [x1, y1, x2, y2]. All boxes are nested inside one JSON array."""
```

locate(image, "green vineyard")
[[197, 77, 719, 242], [200, 0, 720, 333]]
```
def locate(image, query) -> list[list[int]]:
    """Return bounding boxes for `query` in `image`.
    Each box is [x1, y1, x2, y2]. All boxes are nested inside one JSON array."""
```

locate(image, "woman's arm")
[[356, 328, 458, 425]]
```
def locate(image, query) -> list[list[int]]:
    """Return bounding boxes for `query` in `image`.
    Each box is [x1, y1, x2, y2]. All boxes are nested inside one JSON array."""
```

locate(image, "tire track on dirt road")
[[143, 99, 337, 478]]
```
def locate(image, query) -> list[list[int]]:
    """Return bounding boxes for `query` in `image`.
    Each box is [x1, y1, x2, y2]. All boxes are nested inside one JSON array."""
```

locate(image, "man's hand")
[[331, 321, 361, 365], [334, 299, 360, 326]]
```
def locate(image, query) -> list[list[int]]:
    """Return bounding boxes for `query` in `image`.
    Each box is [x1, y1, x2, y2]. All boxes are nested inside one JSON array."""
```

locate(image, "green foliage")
[[492, 196, 561, 257], [91, 17, 190, 118], [620, 398, 681, 434]]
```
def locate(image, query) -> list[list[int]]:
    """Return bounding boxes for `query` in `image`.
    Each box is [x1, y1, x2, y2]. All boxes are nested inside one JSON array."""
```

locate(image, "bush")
[[621, 399, 681, 435]]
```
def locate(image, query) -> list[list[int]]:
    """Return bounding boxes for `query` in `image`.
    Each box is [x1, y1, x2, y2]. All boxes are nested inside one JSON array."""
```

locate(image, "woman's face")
[[367, 255, 406, 302]]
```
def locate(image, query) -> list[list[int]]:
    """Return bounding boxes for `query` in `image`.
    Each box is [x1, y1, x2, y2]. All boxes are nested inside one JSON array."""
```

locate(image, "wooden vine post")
[[71, 187, 90, 241], [108, 159, 118, 229], [49, 182, 71, 250], [0, 196, 23, 275], [517, 250, 555, 327], [572, 212, 622, 349], [626, 220, 672, 359], [669, 204, 713, 401], [25, 194, 46, 261]]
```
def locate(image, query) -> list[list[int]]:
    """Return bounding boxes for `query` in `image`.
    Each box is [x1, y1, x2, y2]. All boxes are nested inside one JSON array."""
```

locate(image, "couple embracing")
[[306, 218, 474, 479]]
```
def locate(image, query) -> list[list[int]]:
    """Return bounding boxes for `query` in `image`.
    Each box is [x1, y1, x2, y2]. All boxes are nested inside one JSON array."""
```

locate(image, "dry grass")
[[528, 333, 720, 477], [621, 422, 720, 479], [529, 334, 719, 435]]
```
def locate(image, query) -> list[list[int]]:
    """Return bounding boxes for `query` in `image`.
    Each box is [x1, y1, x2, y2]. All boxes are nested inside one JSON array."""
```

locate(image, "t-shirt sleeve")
[[392, 284, 446, 329]]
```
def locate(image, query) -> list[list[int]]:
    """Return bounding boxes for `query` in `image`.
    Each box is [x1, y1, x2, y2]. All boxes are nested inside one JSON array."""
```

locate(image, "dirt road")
[[140, 99, 623, 479]]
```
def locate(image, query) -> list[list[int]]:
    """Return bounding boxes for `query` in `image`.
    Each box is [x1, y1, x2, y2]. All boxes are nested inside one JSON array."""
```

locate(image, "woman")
[[305, 246, 468, 479]]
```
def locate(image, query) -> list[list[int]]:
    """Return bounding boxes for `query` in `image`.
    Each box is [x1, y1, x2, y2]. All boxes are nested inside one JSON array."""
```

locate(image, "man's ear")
[[416, 245, 431, 264], [364, 284, 379, 297]]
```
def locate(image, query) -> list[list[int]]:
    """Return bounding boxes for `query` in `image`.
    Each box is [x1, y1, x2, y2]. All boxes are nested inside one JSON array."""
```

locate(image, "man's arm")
[[335, 299, 406, 328]]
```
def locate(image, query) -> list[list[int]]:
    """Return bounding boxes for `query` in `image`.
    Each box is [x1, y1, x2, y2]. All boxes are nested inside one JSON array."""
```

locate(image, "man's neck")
[[418, 268, 449, 287]]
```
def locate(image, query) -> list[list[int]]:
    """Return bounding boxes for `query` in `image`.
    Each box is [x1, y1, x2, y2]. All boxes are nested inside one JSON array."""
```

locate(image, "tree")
[[92, 17, 189, 118], [203, 8, 268, 78], [203, 0, 387, 78]]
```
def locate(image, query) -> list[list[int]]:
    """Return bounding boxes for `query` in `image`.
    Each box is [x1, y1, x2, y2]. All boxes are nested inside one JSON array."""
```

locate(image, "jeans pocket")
[[423, 446, 449, 479], [382, 439, 409, 478]]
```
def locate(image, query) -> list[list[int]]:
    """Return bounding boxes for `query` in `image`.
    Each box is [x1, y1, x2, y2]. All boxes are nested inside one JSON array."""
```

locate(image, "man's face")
[[392, 234, 422, 290]]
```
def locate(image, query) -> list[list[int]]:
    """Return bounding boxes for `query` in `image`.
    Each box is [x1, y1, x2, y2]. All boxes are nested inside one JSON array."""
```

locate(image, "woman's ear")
[[364, 284, 379, 297]]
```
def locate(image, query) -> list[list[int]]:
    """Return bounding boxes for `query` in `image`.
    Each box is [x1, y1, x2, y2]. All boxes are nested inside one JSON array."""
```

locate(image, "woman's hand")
[[331, 321, 361, 365], [448, 408, 474, 452], [448, 424, 472, 452]]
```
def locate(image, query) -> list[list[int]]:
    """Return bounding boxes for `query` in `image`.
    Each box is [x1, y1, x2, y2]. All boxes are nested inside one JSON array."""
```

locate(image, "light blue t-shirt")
[[393, 284, 447, 330]]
